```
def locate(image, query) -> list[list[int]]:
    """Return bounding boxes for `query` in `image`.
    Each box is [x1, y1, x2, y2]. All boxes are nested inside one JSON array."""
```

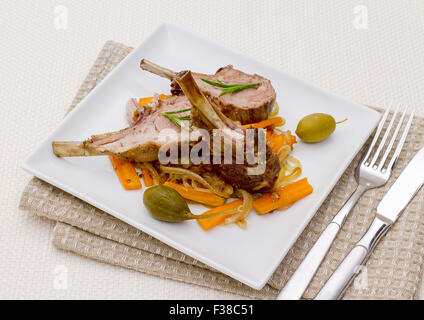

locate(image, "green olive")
[[143, 185, 193, 222], [295, 113, 337, 143], [143, 185, 223, 222]]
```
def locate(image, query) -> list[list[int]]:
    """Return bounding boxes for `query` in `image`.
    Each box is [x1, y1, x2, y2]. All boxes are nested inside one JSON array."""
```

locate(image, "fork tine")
[[377, 106, 407, 171], [363, 103, 392, 164], [369, 104, 399, 167], [385, 109, 415, 171]]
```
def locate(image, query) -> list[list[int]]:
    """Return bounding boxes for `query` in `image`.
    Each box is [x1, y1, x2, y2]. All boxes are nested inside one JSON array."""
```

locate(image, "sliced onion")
[[236, 219, 247, 230], [224, 190, 253, 225], [269, 102, 280, 118], [136, 162, 161, 185], [274, 155, 302, 190], [223, 184, 234, 196], [190, 179, 213, 193], [285, 156, 302, 168], [277, 145, 292, 164], [159, 165, 231, 198]]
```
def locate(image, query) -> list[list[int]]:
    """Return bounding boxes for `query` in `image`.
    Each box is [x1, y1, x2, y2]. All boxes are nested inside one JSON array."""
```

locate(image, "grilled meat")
[[52, 65, 281, 193], [140, 59, 276, 124], [176, 71, 280, 192], [53, 95, 192, 162]]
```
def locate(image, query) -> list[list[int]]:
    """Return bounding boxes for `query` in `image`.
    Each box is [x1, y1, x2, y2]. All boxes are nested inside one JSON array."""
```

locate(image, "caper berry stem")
[[185, 211, 229, 220], [336, 118, 348, 124]]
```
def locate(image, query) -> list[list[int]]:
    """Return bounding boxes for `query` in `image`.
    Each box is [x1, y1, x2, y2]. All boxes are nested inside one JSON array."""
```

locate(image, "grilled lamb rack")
[[140, 59, 276, 125], [175, 71, 280, 192], [52, 73, 280, 193]]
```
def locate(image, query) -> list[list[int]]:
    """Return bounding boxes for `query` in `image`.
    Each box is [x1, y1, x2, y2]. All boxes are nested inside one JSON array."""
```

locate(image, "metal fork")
[[276, 104, 414, 300]]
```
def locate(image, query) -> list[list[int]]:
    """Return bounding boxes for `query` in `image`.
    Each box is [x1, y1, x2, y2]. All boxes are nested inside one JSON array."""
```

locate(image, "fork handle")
[[276, 222, 340, 300], [315, 216, 390, 300], [276, 185, 367, 300]]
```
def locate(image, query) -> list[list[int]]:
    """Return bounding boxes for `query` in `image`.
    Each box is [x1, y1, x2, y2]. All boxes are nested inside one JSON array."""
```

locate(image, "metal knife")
[[315, 146, 424, 300]]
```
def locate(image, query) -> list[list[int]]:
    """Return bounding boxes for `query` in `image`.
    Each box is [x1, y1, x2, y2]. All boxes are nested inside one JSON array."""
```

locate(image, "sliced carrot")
[[138, 94, 172, 108], [138, 97, 154, 107], [266, 129, 273, 141], [109, 156, 142, 190], [197, 200, 243, 231], [270, 134, 284, 152], [159, 94, 172, 100], [244, 117, 285, 128], [164, 182, 225, 207], [141, 168, 154, 187], [253, 178, 313, 214], [268, 130, 297, 153]]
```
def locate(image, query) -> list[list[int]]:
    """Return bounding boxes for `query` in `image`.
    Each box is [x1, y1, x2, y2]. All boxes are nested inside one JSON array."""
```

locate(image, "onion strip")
[[224, 190, 253, 226], [136, 162, 161, 185], [277, 145, 292, 163], [159, 165, 232, 198], [236, 219, 247, 230], [274, 155, 302, 190], [269, 102, 280, 118]]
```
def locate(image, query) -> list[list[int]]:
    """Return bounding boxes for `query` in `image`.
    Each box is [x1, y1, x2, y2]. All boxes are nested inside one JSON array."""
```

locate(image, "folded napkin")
[[19, 41, 424, 299]]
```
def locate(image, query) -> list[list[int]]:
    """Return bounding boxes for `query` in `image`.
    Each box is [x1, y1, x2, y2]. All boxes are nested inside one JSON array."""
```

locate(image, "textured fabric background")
[[1, 0, 424, 299]]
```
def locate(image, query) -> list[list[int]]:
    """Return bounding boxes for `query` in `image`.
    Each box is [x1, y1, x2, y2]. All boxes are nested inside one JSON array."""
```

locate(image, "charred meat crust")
[[215, 145, 280, 193], [204, 92, 275, 125], [171, 66, 276, 124]]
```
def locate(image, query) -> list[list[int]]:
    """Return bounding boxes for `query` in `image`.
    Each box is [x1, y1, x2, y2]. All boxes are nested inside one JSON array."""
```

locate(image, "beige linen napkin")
[[19, 41, 424, 299]]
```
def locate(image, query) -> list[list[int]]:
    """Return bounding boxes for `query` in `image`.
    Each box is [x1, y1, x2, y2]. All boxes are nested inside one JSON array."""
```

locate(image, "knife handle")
[[315, 216, 390, 300]]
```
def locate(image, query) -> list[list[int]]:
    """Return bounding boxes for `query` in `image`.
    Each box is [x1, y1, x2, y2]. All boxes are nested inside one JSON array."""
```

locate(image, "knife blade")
[[377, 146, 424, 223], [315, 145, 424, 300]]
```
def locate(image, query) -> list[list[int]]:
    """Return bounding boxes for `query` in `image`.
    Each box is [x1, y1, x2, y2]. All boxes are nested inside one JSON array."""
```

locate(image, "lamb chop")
[[52, 95, 193, 162], [52, 71, 280, 193], [175, 70, 280, 192], [140, 59, 276, 125]]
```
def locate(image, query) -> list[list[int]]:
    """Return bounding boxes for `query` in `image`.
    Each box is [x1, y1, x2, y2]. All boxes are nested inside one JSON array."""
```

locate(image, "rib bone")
[[140, 59, 178, 80], [52, 141, 105, 157]]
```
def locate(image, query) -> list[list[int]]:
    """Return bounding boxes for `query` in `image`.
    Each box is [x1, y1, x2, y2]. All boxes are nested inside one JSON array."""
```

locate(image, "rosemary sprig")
[[161, 108, 191, 131], [161, 108, 192, 115], [201, 78, 260, 97]]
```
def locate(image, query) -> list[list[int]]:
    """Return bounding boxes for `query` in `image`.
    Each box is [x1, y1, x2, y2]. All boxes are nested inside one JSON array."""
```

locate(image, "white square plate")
[[23, 23, 380, 289]]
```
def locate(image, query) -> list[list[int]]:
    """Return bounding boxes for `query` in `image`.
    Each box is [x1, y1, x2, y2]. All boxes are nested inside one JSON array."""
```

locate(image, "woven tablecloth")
[[19, 41, 424, 299]]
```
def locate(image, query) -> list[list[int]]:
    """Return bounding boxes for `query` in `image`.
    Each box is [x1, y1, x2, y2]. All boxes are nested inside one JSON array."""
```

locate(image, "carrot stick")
[[138, 97, 154, 107], [109, 156, 142, 190], [253, 178, 313, 214], [266, 129, 273, 141], [159, 94, 172, 100], [244, 117, 285, 128], [141, 168, 154, 187], [268, 130, 297, 153], [139, 94, 172, 108], [197, 200, 243, 231], [164, 182, 225, 207], [269, 134, 285, 152]]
